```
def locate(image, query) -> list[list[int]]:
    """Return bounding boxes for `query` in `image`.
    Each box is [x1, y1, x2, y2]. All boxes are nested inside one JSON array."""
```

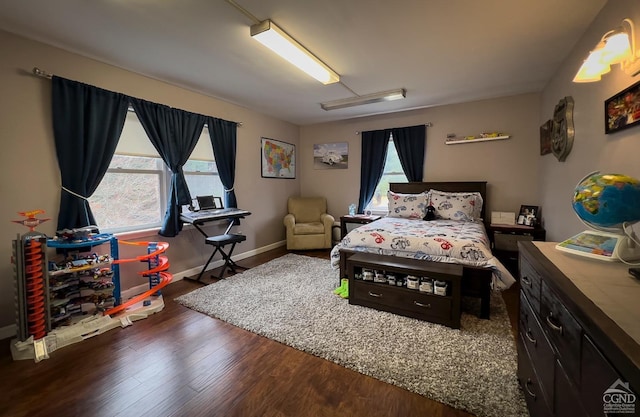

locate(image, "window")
[[89, 112, 222, 233], [90, 154, 167, 233], [183, 158, 223, 204], [365, 137, 408, 214]]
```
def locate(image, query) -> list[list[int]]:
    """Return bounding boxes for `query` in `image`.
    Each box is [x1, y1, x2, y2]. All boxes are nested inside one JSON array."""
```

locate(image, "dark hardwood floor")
[[0, 247, 519, 417]]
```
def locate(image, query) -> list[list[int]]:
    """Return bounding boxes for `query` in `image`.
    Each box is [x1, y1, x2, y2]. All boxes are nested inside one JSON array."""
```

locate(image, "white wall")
[[540, 0, 640, 241]]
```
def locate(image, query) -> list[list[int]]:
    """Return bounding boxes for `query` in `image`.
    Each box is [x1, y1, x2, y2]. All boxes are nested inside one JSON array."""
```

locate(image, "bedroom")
[[0, 0, 639, 415]]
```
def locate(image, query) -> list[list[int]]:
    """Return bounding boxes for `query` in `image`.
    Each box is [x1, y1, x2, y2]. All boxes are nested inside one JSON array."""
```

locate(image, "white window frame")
[[92, 156, 170, 234], [90, 113, 222, 234]]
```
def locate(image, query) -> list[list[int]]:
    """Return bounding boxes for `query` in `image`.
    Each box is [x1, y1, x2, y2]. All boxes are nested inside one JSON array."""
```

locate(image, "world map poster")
[[261, 137, 296, 178]]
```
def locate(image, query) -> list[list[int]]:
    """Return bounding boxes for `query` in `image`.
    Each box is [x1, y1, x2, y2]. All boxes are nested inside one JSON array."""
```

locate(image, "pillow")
[[429, 190, 483, 221], [387, 191, 429, 219]]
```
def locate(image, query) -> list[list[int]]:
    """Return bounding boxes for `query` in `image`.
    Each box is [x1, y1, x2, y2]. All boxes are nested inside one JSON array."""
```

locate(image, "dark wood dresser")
[[518, 241, 640, 417]]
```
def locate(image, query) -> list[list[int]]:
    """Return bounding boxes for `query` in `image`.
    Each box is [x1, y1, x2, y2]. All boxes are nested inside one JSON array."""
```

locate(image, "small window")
[[365, 137, 408, 214]]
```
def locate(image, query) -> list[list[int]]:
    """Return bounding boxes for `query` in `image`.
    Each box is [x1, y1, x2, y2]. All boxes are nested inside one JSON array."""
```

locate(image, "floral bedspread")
[[330, 217, 515, 289]]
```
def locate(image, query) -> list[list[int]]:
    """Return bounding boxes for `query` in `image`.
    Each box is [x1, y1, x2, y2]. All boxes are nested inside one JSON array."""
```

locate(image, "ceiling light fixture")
[[573, 18, 640, 83], [250, 19, 340, 85], [320, 89, 407, 111]]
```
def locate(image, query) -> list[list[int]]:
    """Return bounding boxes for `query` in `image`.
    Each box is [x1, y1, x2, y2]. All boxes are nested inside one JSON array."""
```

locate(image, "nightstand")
[[486, 224, 546, 277], [340, 215, 381, 239]]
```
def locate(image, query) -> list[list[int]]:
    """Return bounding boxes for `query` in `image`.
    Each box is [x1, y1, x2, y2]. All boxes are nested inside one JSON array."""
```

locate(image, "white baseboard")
[[170, 239, 286, 282], [0, 240, 287, 341]]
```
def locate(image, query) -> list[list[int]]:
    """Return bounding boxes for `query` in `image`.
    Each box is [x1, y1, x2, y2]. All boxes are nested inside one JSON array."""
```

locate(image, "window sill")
[[114, 227, 161, 241]]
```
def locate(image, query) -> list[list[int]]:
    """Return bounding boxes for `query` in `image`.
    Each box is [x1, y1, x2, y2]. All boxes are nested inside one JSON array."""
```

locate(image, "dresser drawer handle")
[[525, 379, 537, 399], [521, 275, 532, 287], [414, 301, 431, 309], [546, 313, 563, 334], [368, 291, 382, 298], [525, 329, 537, 346]]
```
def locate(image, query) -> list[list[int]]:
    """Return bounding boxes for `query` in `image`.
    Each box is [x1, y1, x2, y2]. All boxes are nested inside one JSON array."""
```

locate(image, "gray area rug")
[[175, 253, 528, 417]]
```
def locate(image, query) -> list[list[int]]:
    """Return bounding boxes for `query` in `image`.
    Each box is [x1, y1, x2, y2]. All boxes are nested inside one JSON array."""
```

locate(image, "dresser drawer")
[[554, 359, 586, 417], [581, 335, 626, 417], [517, 336, 553, 417], [540, 281, 582, 384], [520, 292, 555, 407], [519, 258, 542, 313]]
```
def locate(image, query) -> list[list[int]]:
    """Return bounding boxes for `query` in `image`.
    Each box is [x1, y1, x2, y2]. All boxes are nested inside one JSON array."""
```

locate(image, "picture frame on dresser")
[[517, 205, 538, 226]]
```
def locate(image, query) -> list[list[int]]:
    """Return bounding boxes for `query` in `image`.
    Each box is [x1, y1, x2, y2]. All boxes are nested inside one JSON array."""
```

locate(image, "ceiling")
[[0, 0, 606, 126]]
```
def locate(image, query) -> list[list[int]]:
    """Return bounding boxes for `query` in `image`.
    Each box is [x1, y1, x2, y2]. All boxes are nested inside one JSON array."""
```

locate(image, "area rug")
[[175, 253, 528, 417]]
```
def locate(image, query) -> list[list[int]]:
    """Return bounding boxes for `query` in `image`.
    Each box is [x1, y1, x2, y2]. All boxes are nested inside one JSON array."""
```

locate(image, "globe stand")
[[556, 230, 640, 262]]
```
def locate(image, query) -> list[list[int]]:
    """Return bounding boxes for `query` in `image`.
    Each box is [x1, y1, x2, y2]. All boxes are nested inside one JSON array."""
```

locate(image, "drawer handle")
[[525, 379, 537, 399], [521, 275, 532, 287], [414, 301, 431, 309], [525, 329, 537, 346], [368, 291, 382, 298], [546, 313, 563, 334]]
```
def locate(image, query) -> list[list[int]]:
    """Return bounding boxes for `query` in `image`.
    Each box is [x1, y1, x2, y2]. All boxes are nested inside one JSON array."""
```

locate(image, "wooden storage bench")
[[346, 252, 463, 328]]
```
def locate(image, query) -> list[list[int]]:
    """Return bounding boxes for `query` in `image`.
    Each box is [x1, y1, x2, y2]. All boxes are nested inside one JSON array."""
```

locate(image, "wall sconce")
[[573, 18, 640, 83]]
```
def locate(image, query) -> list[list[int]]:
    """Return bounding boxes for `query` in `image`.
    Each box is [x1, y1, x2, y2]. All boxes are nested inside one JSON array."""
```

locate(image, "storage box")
[[490, 211, 516, 225]]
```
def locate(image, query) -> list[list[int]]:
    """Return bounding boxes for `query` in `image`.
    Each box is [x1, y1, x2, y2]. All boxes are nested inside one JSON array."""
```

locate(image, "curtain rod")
[[30, 67, 243, 127], [355, 123, 432, 135]]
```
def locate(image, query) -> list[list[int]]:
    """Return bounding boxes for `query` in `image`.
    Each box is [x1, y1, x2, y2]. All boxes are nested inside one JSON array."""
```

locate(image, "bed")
[[331, 181, 516, 319]]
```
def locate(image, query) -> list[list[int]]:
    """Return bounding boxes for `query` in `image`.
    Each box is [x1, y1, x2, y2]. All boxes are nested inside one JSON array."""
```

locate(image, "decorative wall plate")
[[551, 96, 575, 162]]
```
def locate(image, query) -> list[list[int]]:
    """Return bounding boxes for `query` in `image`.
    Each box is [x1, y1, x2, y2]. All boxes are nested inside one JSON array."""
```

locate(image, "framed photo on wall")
[[605, 80, 640, 134], [261, 137, 296, 179], [313, 142, 348, 169]]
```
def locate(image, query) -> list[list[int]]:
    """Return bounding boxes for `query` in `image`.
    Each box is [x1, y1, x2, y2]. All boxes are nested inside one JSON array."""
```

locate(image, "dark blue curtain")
[[392, 125, 425, 182], [52, 76, 129, 231], [357, 129, 391, 213], [206, 117, 238, 209], [131, 98, 206, 237]]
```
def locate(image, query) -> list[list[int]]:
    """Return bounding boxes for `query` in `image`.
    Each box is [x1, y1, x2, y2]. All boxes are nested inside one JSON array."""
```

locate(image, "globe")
[[572, 172, 640, 232]]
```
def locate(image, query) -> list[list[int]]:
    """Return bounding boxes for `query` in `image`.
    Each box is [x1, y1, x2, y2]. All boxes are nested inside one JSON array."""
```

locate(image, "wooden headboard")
[[390, 181, 488, 221]]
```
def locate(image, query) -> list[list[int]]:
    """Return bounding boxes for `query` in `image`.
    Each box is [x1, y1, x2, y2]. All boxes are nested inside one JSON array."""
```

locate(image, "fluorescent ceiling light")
[[250, 19, 340, 85], [320, 89, 407, 111]]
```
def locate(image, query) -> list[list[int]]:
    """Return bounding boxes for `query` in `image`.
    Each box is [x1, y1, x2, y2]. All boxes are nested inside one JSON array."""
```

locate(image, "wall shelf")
[[445, 135, 510, 145]]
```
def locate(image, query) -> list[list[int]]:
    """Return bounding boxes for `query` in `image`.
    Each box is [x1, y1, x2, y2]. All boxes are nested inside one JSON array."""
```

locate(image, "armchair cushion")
[[284, 197, 335, 250]]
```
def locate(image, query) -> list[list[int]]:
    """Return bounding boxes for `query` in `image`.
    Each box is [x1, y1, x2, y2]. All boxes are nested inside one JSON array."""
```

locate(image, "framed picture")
[[539, 119, 552, 155], [517, 205, 538, 226], [313, 142, 348, 169], [605, 80, 640, 134], [261, 137, 296, 179]]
